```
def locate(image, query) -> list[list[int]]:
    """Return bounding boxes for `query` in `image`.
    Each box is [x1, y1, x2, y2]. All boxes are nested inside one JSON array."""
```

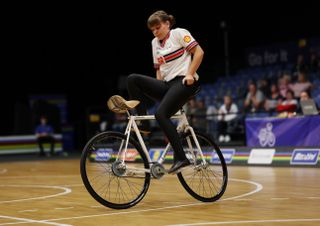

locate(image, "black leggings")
[[127, 73, 200, 161]]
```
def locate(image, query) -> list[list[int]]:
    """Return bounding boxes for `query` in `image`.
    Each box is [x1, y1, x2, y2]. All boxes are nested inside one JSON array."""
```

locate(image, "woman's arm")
[[156, 69, 162, 80], [185, 45, 204, 85]]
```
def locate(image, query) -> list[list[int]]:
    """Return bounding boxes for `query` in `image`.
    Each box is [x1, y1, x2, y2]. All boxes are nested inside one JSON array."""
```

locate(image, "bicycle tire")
[[80, 131, 151, 209], [177, 131, 228, 202]]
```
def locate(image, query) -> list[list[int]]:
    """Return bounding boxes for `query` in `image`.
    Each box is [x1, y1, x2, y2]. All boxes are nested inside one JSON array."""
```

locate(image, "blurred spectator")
[[206, 102, 218, 137], [300, 90, 311, 101], [185, 98, 197, 126], [293, 54, 308, 73], [278, 74, 291, 98], [289, 71, 312, 98], [244, 82, 265, 113], [297, 91, 319, 114], [277, 90, 298, 117], [217, 95, 239, 143], [35, 116, 55, 157], [309, 51, 320, 73], [258, 78, 270, 98], [192, 99, 207, 132], [112, 113, 127, 132], [264, 83, 283, 114]]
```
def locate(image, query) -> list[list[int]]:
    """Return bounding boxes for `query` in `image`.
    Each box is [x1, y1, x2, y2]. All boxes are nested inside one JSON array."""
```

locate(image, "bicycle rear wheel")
[[80, 131, 150, 209], [177, 131, 228, 202]]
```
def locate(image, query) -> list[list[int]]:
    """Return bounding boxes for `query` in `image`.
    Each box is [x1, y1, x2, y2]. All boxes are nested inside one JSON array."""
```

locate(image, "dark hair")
[[147, 10, 175, 29], [286, 90, 294, 97], [301, 90, 312, 98]]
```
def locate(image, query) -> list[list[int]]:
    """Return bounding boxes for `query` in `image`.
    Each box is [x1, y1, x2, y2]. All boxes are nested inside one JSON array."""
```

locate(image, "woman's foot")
[[167, 159, 190, 174]]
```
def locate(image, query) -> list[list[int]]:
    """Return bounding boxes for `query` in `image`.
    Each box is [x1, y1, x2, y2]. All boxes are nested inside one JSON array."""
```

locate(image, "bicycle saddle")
[[107, 95, 140, 113]]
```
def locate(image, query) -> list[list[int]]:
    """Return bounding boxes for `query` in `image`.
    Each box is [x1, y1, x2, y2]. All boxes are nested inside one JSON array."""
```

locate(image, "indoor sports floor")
[[0, 159, 319, 226]]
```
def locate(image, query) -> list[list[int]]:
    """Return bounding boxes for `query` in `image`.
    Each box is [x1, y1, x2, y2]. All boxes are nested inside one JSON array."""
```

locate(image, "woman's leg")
[[127, 73, 168, 115], [155, 77, 199, 161], [218, 120, 227, 136], [37, 137, 45, 156]]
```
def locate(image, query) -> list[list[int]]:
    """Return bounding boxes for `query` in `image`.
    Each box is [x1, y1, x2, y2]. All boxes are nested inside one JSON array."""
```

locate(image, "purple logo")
[[290, 149, 319, 165]]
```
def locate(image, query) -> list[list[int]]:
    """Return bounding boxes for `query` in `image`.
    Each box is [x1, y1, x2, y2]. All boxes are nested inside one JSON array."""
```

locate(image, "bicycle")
[[80, 95, 228, 209]]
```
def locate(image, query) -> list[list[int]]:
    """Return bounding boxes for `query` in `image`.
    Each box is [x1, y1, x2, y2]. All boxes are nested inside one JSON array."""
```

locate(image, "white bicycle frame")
[[116, 109, 207, 172]]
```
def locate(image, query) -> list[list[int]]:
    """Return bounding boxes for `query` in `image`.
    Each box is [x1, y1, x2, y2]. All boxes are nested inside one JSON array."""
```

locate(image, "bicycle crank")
[[150, 163, 166, 179]]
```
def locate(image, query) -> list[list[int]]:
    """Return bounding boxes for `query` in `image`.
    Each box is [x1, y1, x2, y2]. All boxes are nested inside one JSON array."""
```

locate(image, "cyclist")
[[127, 10, 204, 173]]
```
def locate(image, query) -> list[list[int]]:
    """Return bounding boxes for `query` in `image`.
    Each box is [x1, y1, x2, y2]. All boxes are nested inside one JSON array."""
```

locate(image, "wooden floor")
[[0, 158, 319, 226]]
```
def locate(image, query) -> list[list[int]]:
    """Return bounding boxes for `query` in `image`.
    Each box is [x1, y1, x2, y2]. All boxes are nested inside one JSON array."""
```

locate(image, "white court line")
[[54, 207, 74, 210], [18, 209, 38, 213], [57, 184, 83, 187], [166, 218, 320, 225], [90, 205, 104, 208], [0, 169, 8, 174], [270, 197, 289, 201], [0, 175, 78, 179], [2, 178, 262, 225], [306, 196, 320, 199], [0, 215, 71, 226], [0, 185, 71, 204], [220, 178, 263, 201], [232, 199, 252, 201]]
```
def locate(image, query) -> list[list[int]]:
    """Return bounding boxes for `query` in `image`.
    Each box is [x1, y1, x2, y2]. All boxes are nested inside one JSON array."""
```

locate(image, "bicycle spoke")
[[202, 168, 219, 195], [178, 132, 227, 202], [81, 132, 150, 208]]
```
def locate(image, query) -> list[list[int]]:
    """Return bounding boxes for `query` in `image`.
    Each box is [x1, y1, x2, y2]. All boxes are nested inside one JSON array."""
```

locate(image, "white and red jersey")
[[152, 28, 199, 82]]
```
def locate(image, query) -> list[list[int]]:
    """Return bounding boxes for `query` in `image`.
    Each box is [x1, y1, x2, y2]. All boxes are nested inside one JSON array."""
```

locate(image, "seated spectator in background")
[[309, 51, 320, 73], [300, 90, 311, 102], [244, 82, 265, 113], [289, 71, 313, 98], [277, 90, 298, 117], [35, 116, 55, 157], [112, 113, 127, 132], [206, 102, 218, 138], [192, 99, 207, 132], [217, 95, 238, 143], [264, 83, 283, 114], [297, 91, 319, 114], [293, 54, 308, 74], [185, 98, 197, 127], [278, 74, 291, 98], [258, 78, 270, 98]]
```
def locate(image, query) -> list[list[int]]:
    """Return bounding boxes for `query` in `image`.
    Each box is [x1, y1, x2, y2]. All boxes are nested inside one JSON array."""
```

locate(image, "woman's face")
[[298, 73, 306, 82], [286, 92, 293, 100], [150, 21, 170, 40], [300, 92, 309, 101], [271, 84, 277, 93]]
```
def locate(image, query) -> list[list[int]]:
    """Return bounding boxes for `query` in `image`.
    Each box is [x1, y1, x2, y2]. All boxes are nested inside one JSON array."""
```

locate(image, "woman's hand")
[[182, 75, 195, 86]]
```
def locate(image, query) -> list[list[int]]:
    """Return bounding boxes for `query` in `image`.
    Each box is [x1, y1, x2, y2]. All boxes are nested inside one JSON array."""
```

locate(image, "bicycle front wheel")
[[177, 131, 228, 202], [80, 131, 151, 209]]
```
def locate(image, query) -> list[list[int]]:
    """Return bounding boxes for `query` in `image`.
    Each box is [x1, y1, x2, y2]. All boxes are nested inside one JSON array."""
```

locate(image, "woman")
[[264, 83, 283, 114], [127, 10, 204, 173], [277, 90, 298, 117], [289, 71, 313, 98]]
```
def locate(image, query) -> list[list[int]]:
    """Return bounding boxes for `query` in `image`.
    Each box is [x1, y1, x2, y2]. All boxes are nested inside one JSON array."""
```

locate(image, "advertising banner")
[[290, 149, 320, 165], [246, 116, 320, 147]]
